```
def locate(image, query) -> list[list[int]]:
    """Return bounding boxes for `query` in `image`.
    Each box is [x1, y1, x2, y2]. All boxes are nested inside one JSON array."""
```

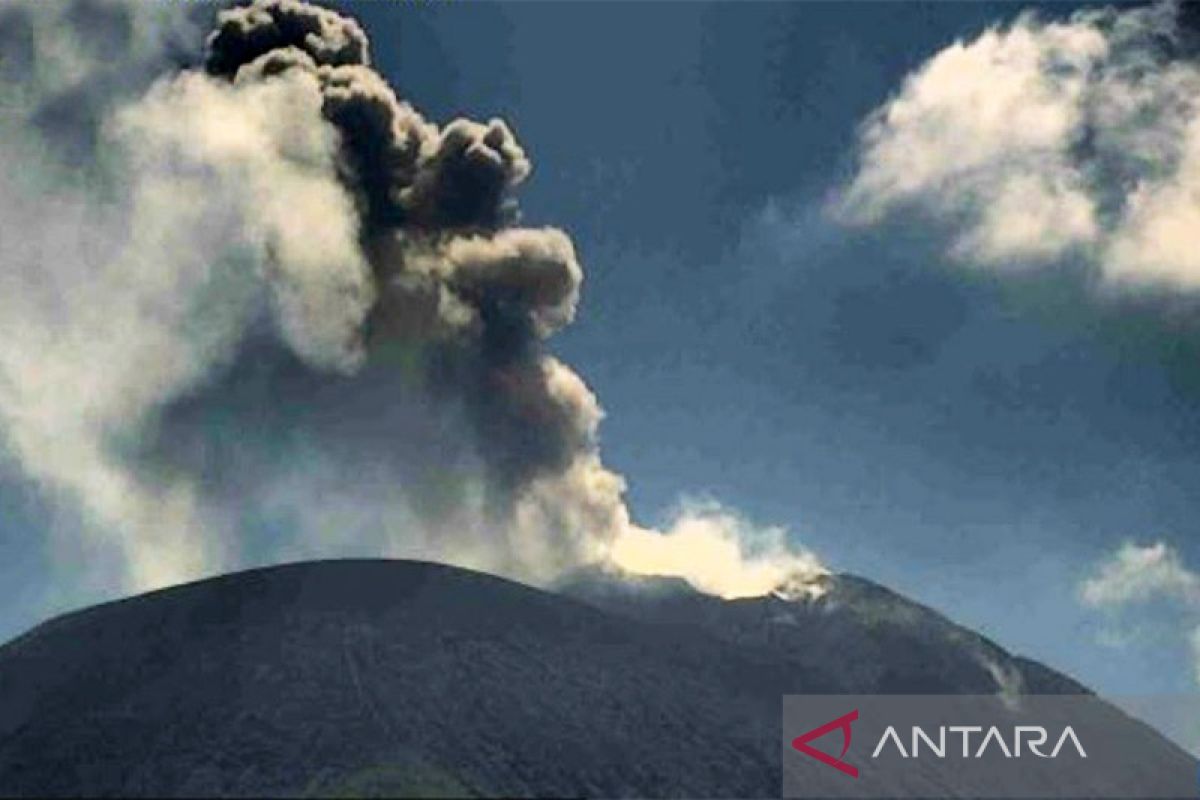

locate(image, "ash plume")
[[0, 0, 824, 605]]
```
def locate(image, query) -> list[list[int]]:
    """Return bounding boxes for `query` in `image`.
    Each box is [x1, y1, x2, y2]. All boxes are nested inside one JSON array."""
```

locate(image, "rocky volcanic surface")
[[0, 560, 1189, 797]]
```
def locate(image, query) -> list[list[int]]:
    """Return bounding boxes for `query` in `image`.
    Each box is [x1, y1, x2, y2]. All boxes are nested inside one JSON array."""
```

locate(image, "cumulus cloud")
[[837, 0, 1200, 686], [0, 0, 823, 604], [837, 1, 1200, 291], [1081, 541, 1200, 608], [1079, 541, 1200, 685]]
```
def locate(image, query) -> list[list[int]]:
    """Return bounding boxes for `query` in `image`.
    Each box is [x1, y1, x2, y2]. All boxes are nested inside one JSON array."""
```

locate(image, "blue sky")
[[351, 0, 1200, 694], [2, 0, 1200, 700]]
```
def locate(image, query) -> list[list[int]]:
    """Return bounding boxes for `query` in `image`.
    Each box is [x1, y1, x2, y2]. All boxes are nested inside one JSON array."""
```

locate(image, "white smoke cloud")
[[114, 68, 374, 372], [0, 0, 825, 607], [609, 498, 825, 599], [837, 2, 1200, 292], [0, 53, 369, 590], [1079, 541, 1200, 685]]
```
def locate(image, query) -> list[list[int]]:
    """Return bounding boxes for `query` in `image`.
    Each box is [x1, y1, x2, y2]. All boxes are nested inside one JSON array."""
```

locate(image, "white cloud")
[[841, 0, 1200, 689], [838, 3, 1200, 290], [1104, 111, 1200, 290], [1080, 541, 1200, 609], [1079, 541, 1200, 686], [1191, 626, 1200, 687]]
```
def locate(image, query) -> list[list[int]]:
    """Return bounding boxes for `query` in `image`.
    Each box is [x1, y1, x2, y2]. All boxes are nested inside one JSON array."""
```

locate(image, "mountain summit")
[[0, 560, 1189, 797]]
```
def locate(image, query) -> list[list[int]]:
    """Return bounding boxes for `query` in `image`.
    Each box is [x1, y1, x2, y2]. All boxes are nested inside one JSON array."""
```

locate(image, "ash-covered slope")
[[558, 569, 1089, 696], [0, 561, 792, 797], [0, 560, 1188, 798]]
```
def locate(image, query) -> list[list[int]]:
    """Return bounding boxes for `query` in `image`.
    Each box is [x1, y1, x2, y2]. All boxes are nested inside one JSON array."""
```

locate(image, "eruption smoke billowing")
[[0, 0, 824, 603]]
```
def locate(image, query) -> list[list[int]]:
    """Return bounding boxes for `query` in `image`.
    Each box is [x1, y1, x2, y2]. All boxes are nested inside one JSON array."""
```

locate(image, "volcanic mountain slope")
[[557, 568, 1088, 696], [0, 560, 1189, 798]]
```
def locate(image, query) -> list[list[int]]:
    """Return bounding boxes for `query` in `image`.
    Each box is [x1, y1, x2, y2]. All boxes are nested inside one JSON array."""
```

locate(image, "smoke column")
[[0, 0, 824, 605]]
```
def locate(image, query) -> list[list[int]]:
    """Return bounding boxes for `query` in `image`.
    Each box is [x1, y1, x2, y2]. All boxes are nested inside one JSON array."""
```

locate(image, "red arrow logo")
[[791, 709, 860, 778]]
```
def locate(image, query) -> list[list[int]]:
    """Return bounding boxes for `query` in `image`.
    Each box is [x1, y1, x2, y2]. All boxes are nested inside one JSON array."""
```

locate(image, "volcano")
[[0, 560, 1190, 797]]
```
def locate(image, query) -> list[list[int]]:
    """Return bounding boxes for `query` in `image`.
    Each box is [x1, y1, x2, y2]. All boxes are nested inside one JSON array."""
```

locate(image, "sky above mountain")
[[2, 0, 1200, 700], [346, 0, 1200, 695]]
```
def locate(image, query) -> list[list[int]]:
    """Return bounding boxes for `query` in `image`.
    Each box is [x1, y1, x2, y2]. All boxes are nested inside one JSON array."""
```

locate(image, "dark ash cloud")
[[0, 0, 824, 601]]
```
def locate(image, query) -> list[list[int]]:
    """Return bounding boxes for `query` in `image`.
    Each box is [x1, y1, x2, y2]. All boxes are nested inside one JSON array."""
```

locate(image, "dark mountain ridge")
[[557, 568, 1089, 695], [0, 559, 1188, 797]]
